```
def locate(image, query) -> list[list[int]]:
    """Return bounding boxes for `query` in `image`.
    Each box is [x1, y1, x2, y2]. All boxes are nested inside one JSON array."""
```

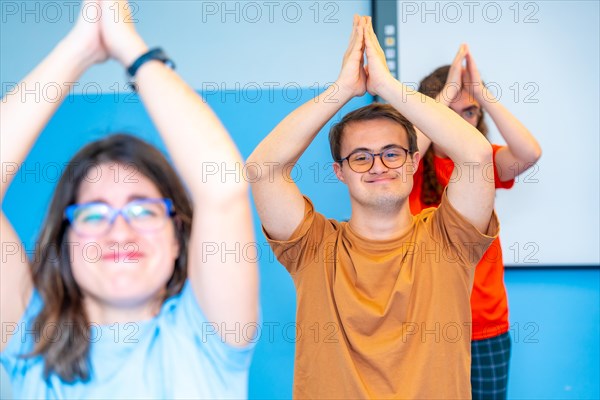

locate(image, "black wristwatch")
[[126, 48, 175, 92]]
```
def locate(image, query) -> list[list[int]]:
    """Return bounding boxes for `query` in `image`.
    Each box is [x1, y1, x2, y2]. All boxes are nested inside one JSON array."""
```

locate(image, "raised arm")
[[100, 0, 258, 346], [0, 0, 106, 349], [464, 49, 542, 181], [247, 16, 368, 241], [363, 19, 494, 232], [415, 45, 468, 157]]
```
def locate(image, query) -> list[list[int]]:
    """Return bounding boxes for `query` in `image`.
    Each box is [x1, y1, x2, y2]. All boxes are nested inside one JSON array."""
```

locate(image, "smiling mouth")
[[102, 252, 145, 262], [366, 177, 396, 183]]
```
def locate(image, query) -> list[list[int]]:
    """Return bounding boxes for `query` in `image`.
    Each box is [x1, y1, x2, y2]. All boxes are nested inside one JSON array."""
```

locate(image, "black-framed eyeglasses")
[[65, 198, 175, 237], [337, 146, 410, 173]]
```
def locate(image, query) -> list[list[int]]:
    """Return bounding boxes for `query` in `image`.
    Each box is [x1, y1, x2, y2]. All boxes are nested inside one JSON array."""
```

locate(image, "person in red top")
[[409, 45, 542, 399]]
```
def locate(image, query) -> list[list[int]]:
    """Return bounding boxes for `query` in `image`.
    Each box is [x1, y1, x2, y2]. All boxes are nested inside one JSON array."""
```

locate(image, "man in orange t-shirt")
[[249, 17, 499, 398], [411, 45, 542, 399]]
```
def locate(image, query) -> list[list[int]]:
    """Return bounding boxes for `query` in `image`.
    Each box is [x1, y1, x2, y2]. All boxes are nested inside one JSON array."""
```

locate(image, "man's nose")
[[369, 154, 389, 173]]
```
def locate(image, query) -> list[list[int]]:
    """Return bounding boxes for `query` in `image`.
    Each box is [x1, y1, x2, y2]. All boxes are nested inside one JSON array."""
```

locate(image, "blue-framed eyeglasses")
[[65, 198, 175, 237], [337, 146, 410, 173]]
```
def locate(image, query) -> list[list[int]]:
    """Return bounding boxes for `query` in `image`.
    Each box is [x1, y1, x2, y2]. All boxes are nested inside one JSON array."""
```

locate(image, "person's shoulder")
[[412, 191, 472, 235], [299, 195, 343, 233]]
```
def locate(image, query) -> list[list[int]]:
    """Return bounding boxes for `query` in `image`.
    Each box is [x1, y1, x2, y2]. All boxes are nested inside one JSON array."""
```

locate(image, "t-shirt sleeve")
[[263, 196, 335, 275], [425, 188, 500, 268], [492, 144, 516, 189], [0, 290, 43, 377], [169, 281, 257, 372]]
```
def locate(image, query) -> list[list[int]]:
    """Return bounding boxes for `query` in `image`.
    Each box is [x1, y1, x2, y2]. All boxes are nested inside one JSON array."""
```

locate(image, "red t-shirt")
[[409, 144, 515, 340]]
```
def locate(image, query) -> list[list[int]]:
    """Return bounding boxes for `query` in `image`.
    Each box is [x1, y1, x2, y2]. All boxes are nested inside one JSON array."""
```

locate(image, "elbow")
[[246, 150, 286, 185], [461, 122, 493, 164], [244, 156, 261, 183], [473, 139, 494, 165], [245, 149, 268, 183], [245, 150, 258, 167], [517, 142, 542, 166], [529, 143, 542, 164]]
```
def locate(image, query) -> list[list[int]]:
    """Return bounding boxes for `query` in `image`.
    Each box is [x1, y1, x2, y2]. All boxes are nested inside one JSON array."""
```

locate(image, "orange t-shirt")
[[266, 191, 499, 399], [409, 144, 515, 340]]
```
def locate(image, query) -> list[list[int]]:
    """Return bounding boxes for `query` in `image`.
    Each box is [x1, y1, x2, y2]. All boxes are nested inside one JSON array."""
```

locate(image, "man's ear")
[[409, 151, 421, 174], [333, 162, 346, 183]]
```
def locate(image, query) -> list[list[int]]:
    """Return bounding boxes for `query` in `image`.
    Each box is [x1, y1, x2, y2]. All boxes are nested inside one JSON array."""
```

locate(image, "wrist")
[[116, 37, 149, 68], [126, 48, 175, 92], [333, 81, 359, 103], [469, 85, 494, 109], [477, 86, 496, 105], [56, 36, 100, 74], [374, 76, 399, 101]]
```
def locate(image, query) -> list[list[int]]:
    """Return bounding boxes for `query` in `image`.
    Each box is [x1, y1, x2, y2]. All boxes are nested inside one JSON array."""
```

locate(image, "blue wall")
[[2, 92, 599, 399]]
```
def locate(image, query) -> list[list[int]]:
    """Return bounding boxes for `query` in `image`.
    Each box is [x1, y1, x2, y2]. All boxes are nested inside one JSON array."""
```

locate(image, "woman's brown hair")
[[28, 134, 193, 382]]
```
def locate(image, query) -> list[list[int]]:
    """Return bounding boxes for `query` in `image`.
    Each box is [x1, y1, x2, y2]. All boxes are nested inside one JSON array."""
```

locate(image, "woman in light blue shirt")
[[0, 1, 259, 398]]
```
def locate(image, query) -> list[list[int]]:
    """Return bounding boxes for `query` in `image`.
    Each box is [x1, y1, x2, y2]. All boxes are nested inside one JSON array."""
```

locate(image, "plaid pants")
[[471, 332, 512, 400]]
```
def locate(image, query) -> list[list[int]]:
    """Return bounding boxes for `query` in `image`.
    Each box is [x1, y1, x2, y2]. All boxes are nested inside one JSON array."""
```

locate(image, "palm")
[[100, 0, 146, 66], [336, 16, 368, 97], [465, 51, 484, 102], [68, 1, 108, 65], [338, 55, 367, 97], [365, 61, 389, 96], [442, 66, 463, 104], [362, 17, 394, 97], [437, 44, 468, 105]]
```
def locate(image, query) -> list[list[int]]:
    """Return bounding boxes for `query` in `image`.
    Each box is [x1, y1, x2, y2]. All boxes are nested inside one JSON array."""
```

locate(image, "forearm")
[[413, 92, 456, 156], [480, 89, 542, 163], [0, 39, 93, 199], [380, 78, 492, 162], [134, 61, 246, 201], [247, 83, 352, 175]]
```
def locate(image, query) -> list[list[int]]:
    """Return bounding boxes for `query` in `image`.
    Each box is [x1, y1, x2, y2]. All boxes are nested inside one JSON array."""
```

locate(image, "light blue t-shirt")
[[1, 281, 255, 399]]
